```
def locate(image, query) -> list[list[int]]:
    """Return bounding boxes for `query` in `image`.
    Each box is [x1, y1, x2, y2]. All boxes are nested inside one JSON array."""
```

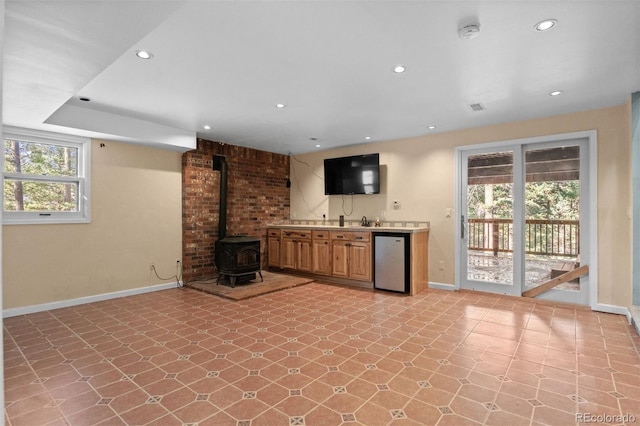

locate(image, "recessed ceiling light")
[[392, 65, 406, 73], [534, 19, 557, 31], [365, 136, 371, 140], [550, 90, 564, 96], [275, 103, 286, 108], [135, 50, 153, 59], [428, 125, 436, 130], [315, 144, 321, 148], [203, 125, 211, 130], [79, 97, 91, 102]]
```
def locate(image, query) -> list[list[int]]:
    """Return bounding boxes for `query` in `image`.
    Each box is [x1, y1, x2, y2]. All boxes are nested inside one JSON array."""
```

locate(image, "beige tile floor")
[[4, 283, 640, 425]]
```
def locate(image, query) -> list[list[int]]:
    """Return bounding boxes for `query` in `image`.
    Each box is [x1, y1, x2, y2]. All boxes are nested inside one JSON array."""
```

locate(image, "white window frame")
[[2, 126, 91, 225]]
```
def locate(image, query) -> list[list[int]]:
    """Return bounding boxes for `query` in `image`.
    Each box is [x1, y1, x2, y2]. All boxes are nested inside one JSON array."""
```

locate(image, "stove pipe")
[[212, 154, 227, 240]]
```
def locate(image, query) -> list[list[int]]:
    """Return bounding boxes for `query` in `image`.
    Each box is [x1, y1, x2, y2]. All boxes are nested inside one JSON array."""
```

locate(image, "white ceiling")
[[4, 1, 640, 154]]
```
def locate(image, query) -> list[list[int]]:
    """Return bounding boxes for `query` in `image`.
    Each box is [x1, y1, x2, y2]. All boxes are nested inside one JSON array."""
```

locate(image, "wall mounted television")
[[324, 153, 380, 195]]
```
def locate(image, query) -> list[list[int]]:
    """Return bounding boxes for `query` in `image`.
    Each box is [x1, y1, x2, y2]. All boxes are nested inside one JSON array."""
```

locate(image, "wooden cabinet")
[[267, 228, 281, 268], [349, 241, 371, 281], [281, 229, 312, 272], [312, 230, 331, 275], [330, 231, 371, 281], [268, 226, 428, 294]]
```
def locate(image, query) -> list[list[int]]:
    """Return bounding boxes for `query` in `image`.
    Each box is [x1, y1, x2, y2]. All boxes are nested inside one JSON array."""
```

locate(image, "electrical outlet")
[[438, 261, 445, 270]]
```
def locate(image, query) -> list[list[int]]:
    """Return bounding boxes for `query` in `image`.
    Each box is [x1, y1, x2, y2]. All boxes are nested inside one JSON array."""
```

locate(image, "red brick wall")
[[182, 139, 290, 282]]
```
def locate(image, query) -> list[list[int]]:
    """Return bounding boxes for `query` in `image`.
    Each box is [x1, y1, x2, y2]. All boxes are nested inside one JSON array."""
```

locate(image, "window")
[[3, 126, 91, 224]]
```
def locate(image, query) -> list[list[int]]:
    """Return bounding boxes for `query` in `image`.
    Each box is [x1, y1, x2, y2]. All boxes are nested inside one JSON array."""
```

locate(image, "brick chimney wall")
[[182, 139, 290, 282]]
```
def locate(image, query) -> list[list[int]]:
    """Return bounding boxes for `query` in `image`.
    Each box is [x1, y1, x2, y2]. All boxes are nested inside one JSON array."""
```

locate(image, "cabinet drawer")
[[282, 229, 311, 240], [312, 230, 329, 240], [330, 231, 370, 242], [268, 228, 281, 238]]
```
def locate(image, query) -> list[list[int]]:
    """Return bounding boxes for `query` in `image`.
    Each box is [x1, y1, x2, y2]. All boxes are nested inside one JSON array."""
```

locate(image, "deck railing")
[[468, 218, 580, 256]]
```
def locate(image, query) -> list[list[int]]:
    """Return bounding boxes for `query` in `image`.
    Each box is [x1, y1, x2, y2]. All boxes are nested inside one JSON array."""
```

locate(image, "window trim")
[[3, 126, 91, 225]]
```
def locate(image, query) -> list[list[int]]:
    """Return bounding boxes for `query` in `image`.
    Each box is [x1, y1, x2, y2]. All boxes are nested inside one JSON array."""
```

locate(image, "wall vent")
[[469, 103, 485, 112]]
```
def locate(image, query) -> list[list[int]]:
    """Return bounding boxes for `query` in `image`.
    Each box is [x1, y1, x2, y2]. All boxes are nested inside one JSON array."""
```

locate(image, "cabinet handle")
[[355, 236, 363, 240]]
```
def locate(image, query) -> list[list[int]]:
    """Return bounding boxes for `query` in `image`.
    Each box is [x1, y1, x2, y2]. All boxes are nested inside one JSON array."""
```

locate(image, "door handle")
[[461, 215, 465, 239]]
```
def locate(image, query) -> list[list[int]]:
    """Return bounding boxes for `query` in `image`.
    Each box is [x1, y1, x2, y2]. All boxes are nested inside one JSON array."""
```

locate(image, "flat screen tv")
[[324, 153, 380, 195]]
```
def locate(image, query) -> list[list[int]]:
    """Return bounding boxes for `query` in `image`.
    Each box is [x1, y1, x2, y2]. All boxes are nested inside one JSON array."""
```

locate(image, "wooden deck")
[[468, 252, 580, 291]]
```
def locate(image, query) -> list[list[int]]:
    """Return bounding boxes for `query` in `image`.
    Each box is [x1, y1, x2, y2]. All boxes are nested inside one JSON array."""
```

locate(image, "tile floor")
[[4, 283, 640, 425]]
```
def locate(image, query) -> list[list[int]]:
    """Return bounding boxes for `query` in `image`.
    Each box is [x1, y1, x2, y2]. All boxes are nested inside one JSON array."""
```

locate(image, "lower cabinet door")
[[349, 242, 371, 281], [312, 240, 331, 275], [281, 238, 297, 269], [331, 241, 349, 278], [268, 238, 281, 268], [297, 240, 312, 272]]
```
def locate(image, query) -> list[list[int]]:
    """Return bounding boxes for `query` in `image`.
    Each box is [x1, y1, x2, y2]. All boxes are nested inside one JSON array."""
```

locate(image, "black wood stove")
[[215, 236, 263, 287], [212, 155, 263, 287]]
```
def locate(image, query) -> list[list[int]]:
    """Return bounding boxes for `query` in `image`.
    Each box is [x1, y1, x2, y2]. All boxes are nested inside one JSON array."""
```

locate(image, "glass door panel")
[[464, 150, 515, 289], [524, 145, 582, 293]]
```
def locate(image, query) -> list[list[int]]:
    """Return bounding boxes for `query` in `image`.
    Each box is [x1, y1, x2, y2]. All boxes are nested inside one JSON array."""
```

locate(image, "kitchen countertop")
[[268, 221, 429, 233]]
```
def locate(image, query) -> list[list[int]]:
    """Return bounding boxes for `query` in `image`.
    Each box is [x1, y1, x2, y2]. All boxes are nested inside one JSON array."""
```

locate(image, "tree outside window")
[[3, 127, 90, 224]]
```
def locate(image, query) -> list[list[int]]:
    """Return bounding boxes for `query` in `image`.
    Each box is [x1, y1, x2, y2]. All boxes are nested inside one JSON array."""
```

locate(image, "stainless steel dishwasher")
[[374, 233, 410, 293]]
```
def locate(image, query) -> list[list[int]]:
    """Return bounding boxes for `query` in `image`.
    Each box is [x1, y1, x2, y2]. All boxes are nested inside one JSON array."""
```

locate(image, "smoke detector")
[[458, 23, 481, 40]]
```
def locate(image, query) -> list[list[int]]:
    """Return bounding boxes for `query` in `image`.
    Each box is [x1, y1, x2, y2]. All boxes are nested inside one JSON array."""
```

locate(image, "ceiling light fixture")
[[428, 125, 436, 130], [275, 103, 286, 108], [550, 90, 564, 96], [135, 50, 153, 59], [534, 19, 557, 31], [392, 65, 406, 73], [315, 144, 321, 148], [365, 136, 371, 140], [203, 125, 211, 130]]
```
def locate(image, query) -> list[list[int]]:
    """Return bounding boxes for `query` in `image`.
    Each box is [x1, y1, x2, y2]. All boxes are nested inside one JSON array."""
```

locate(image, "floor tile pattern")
[[4, 283, 640, 425]]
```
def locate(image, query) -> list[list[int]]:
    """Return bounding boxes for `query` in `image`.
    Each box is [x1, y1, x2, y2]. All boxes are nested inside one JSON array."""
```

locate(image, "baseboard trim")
[[429, 282, 455, 291], [3, 282, 178, 318], [591, 303, 631, 322]]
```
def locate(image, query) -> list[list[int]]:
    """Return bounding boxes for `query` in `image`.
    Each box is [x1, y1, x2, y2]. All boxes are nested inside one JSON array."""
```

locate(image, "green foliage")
[[525, 181, 579, 220], [467, 183, 513, 219], [4, 139, 78, 212], [468, 181, 579, 220]]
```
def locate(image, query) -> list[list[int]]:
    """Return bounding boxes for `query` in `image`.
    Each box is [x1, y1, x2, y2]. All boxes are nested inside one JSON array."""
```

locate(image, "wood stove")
[[215, 236, 263, 287], [212, 154, 263, 287]]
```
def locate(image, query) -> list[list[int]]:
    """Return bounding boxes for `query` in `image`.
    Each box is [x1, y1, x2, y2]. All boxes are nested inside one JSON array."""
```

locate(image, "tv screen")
[[324, 153, 380, 195]]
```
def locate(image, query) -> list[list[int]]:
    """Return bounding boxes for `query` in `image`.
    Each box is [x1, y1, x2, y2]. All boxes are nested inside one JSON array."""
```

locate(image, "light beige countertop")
[[268, 220, 429, 233]]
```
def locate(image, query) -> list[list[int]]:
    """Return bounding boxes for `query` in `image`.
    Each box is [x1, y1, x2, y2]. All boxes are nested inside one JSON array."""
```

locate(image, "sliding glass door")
[[457, 137, 590, 305]]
